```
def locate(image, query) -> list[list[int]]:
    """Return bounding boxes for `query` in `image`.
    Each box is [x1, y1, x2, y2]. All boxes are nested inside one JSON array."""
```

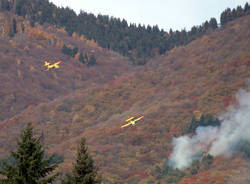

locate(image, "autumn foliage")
[[0, 7, 249, 184]]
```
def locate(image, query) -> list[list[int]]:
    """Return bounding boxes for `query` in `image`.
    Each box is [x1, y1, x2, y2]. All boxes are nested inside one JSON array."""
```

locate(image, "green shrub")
[[188, 114, 221, 134]]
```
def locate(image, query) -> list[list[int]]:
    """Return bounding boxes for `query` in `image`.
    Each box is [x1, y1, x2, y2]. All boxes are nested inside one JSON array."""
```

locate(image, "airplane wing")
[[134, 116, 144, 122], [54, 61, 61, 68], [121, 122, 132, 128], [54, 64, 60, 68], [125, 117, 134, 122]]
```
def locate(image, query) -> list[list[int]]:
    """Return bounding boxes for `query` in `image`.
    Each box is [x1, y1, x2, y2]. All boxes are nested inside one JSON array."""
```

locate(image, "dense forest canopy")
[[0, 0, 249, 63]]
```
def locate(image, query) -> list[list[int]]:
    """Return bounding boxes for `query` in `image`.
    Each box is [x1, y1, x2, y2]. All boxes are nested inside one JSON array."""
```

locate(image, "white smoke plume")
[[169, 88, 250, 170]]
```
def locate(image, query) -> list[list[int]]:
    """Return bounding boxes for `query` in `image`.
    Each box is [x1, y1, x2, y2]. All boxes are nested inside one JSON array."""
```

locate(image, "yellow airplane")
[[121, 116, 144, 128], [44, 60, 62, 70]]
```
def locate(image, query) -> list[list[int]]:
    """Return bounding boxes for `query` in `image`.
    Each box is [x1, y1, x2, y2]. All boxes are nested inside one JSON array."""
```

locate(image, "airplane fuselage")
[[121, 116, 144, 128], [44, 61, 61, 70]]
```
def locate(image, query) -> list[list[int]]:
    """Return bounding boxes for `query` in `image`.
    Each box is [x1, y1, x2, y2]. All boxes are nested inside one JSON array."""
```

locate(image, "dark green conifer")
[[87, 55, 97, 67], [12, 18, 17, 34], [236, 5, 244, 17], [1, 0, 248, 60], [72, 47, 78, 57], [244, 2, 250, 13], [0, 0, 10, 11], [62, 138, 101, 184], [62, 44, 72, 56], [0, 123, 58, 184], [208, 18, 218, 30], [79, 53, 85, 64]]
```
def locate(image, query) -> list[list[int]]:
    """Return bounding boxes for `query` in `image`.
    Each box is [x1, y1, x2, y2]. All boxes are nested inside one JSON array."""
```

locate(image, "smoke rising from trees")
[[169, 85, 250, 169]]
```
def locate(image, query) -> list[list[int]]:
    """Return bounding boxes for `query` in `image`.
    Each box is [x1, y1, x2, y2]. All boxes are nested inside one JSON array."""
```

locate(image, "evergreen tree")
[[244, 2, 250, 13], [21, 23, 25, 32], [187, 114, 221, 134], [208, 18, 218, 30], [220, 8, 232, 26], [202, 21, 210, 32], [0, 123, 58, 184], [190, 26, 198, 36], [8, 18, 17, 37], [72, 47, 78, 57], [79, 52, 85, 64], [12, 18, 17, 34], [87, 55, 97, 67], [62, 138, 101, 184], [236, 6, 244, 17], [30, 15, 36, 27], [62, 44, 72, 56], [15, 0, 28, 16], [1, 0, 248, 62], [187, 116, 199, 134], [0, 0, 10, 11], [201, 154, 214, 166], [66, 26, 74, 36], [221, 8, 233, 25]]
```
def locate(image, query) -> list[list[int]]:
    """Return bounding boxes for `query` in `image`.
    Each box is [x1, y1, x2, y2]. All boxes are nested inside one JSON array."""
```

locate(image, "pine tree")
[[0, 123, 58, 184], [62, 44, 72, 56], [208, 18, 218, 30], [0, 0, 10, 11], [72, 47, 78, 57], [244, 2, 250, 13], [87, 55, 97, 67], [236, 5, 244, 17], [12, 18, 17, 34], [62, 138, 101, 184], [79, 53, 85, 64], [220, 8, 232, 26]]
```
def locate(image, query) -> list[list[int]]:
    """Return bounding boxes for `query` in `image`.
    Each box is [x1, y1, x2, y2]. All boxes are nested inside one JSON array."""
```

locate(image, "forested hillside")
[[0, 2, 249, 182], [1, 0, 249, 64], [0, 11, 135, 120]]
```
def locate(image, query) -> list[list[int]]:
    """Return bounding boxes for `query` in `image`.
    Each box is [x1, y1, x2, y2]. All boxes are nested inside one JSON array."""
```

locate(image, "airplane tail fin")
[[44, 61, 50, 66]]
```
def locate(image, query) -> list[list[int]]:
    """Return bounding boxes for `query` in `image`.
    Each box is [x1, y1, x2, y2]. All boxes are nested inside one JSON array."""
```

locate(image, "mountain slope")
[[0, 11, 249, 184], [1, 0, 249, 62], [0, 11, 134, 120]]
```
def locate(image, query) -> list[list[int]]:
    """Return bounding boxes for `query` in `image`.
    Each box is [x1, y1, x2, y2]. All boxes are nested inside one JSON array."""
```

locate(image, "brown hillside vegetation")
[[0, 12, 133, 120], [0, 12, 250, 184]]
